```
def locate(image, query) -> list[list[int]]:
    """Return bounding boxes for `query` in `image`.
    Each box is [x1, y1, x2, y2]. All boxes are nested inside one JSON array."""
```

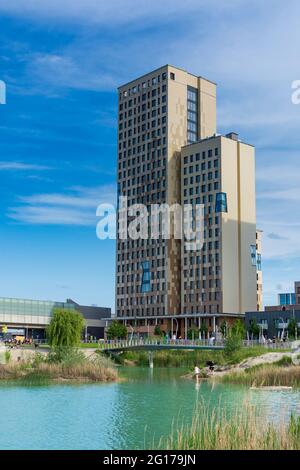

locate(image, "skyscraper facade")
[[115, 65, 261, 337]]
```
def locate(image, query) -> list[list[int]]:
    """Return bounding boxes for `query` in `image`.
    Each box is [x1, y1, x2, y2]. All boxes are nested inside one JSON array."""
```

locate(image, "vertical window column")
[[187, 86, 198, 144]]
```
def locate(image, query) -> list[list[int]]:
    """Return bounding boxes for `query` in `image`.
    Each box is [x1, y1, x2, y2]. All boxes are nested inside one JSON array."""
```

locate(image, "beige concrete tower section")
[[166, 66, 216, 314], [220, 136, 257, 314]]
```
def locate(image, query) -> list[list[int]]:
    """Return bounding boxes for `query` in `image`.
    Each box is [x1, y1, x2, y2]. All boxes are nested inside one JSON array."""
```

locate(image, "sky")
[[1, 0, 300, 310]]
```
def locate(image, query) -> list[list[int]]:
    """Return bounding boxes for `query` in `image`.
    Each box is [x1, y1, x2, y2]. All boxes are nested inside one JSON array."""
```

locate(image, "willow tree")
[[47, 308, 84, 347]]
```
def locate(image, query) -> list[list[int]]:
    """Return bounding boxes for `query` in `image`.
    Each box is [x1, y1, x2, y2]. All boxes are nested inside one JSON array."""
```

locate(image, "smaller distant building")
[[245, 310, 300, 339], [278, 293, 296, 306], [246, 280, 300, 338], [265, 281, 300, 312], [0, 297, 111, 341]]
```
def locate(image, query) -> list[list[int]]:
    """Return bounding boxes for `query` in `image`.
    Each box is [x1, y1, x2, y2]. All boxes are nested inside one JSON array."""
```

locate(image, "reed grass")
[[221, 364, 300, 388], [158, 401, 300, 450], [0, 355, 117, 383]]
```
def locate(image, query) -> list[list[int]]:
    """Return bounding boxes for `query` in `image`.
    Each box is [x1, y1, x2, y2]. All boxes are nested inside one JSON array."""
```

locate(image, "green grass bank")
[[118, 346, 291, 368]]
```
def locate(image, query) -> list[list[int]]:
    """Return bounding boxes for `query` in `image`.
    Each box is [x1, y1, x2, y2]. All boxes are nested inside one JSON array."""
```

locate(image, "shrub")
[[187, 326, 199, 340], [47, 346, 85, 365], [224, 333, 242, 358], [249, 319, 260, 339], [275, 355, 293, 367], [287, 318, 300, 339], [154, 325, 163, 336]]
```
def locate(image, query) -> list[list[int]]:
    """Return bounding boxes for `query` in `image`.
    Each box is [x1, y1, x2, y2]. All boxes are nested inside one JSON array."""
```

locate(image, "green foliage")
[[287, 318, 300, 339], [275, 355, 293, 367], [31, 352, 45, 367], [220, 320, 228, 338], [249, 319, 260, 339], [47, 308, 84, 347], [223, 320, 245, 359], [187, 325, 200, 340], [4, 350, 11, 364], [159, 402, 300, 450], [154, 325, 163, 337], [224, 333, 242, 358], [47, 346, 85, 365], [231, 320, 246, 339], [200, 323, 208, 335], [106, 320, 127, 340], [289, 414, 300, 443], [120, 346, 277, 368]]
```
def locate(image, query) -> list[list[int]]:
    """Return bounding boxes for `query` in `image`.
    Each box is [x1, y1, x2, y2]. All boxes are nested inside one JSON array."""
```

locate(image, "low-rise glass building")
[[0, 297, 111, 340]]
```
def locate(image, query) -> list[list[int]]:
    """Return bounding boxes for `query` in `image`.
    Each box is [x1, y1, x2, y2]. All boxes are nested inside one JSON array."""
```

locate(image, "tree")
[[106, 320, 127, 340], [231, 320, 246, 340], [287, 318, 299, 339], [200, 323, 208, 337], [47, 308, 84, 347], [187, 325, 199, 340], [224, 333, 242, 357], [154, 325, 163, 337], [224, 320, 244, 357], [249, 319, 260, 339]]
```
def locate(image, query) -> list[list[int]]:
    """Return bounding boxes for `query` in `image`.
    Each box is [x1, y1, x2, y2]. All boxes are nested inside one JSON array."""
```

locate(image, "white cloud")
[[0, 1, 244, 26], [0, 161, 51, 171], [258, 188, 300, 202], [7, 184, 116, 226], [8, 205, 96, 226]]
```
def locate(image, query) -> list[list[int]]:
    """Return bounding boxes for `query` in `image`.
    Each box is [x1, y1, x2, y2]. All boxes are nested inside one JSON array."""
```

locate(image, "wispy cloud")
[[0, 1, 243, 26], [7, 184, 116, 226], [268, 232, 288, 241], [0, 161, 51, 171], [258, 188, 300, 202]]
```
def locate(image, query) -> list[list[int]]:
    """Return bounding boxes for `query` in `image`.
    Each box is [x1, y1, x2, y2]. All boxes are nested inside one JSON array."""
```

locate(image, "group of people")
[[194, 360, 215, 377], [2, 337, 34, 348], [261, 336, 288, 344]]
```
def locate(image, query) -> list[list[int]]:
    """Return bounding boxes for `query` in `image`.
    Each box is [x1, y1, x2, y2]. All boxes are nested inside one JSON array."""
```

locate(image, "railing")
[[242, 339, 293, 349], [100, 338, 294, 351], [100, 338, 225, 350]]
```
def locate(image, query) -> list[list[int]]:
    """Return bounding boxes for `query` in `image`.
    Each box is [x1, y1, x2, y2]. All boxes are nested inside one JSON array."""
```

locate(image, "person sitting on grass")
[[206, 360, 215, 372]]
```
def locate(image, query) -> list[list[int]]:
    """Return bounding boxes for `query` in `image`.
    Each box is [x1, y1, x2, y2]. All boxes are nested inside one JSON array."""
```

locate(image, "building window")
[[187, 86, 198, 144], [250, 245, 256, 266], [170, 72, 175, 80], [215, 192, 227, 213], [257, 253, 262, 271], [141, 261, 151, 293]]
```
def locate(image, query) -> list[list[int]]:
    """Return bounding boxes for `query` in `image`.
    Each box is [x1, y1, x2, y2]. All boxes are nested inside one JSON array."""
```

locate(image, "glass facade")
[[250, 245, 256, 266], [278, 293, 296, 306], [215, 192, 227, 213], [187, 86, 198, 144], [256, 253, 262, 271], [140, 261, 151, 293], [0, 297, 73, 317]]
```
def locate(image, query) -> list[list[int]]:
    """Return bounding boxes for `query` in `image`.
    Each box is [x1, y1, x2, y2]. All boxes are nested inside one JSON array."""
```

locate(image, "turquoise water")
[[0, 367, 300, 449]]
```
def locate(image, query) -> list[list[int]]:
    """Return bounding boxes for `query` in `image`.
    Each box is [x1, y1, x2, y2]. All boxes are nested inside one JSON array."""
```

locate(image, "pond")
[[0, 367, 299, 449]]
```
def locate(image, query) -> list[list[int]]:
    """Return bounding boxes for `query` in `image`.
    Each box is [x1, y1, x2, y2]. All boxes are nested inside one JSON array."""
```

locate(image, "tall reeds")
[[158, 400, 300, 450]]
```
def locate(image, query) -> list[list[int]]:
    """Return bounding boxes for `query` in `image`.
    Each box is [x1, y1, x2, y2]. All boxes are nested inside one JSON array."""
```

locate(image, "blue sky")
[[1, 0, 300, 310]]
